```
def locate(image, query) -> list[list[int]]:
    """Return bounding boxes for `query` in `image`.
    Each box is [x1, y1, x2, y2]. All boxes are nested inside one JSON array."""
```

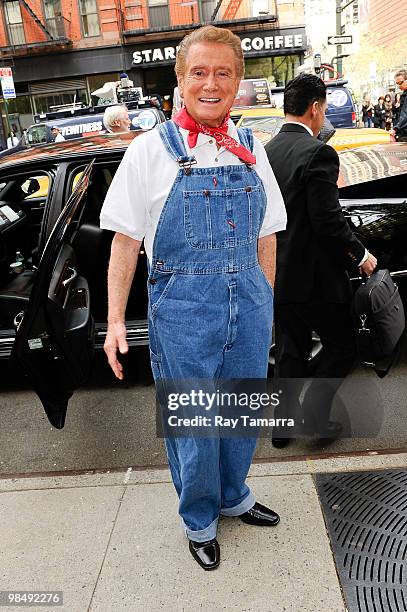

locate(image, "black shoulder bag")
[[352, 269, 405, 378]]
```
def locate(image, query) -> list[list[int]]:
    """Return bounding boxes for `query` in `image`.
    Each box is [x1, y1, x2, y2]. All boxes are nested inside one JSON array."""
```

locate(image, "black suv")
[[1, 133, 407, 428]]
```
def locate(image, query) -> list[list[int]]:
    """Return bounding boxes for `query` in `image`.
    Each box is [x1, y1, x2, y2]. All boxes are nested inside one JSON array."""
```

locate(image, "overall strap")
[[236, 127, 254, 153], [157, 121, 195, 165]]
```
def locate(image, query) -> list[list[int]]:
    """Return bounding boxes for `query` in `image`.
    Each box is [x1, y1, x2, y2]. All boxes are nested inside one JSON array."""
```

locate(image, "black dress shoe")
[[239, 502, 280, 526], [272, 436, 291, 449], [188, 538, 220, 570]]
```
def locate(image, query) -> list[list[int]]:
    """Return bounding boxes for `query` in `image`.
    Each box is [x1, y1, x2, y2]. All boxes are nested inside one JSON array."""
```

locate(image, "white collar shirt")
[[284, 121, 314, 136], [100, 119, 287, 262]]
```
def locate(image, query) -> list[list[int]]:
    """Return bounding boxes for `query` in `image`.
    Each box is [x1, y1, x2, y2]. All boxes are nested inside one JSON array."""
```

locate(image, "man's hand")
[[360, 252, 377, 277], [390, 129, 396, 136], [104, 233, 141, 379], [104, 321, 128, 380], [258, 233, 276, 287]]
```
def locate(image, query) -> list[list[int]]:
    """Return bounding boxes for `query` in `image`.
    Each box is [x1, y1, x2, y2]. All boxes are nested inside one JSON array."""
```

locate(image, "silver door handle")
[[62, 266, 77, 287]]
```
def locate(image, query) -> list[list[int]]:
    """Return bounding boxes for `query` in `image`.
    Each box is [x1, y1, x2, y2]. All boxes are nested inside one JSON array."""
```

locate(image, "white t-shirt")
[[100, 120, 287, 261], [7, 136, 19, 148], [54, 133, 65, 142]]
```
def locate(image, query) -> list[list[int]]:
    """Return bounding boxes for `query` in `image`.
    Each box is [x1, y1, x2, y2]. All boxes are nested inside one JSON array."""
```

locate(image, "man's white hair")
[[103, 105, 129, 132]]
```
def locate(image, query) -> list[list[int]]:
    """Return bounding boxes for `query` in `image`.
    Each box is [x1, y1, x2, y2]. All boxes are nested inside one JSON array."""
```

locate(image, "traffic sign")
[[0, 67, 16, 99], [327, 35, 353, 45]]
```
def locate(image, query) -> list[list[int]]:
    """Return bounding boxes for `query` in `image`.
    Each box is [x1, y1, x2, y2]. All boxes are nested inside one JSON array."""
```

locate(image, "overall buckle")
[[177, 157, 197, 175]]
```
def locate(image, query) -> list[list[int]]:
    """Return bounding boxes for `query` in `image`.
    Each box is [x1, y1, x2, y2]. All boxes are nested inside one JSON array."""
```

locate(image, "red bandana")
[[172, 107, 256, 165]]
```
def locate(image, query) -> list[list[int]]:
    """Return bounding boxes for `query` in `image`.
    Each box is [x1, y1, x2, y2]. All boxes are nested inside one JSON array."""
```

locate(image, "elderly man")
[[390, 69, 407, 142], [103, 105, 131, 133], [100, 25, 286, 570]]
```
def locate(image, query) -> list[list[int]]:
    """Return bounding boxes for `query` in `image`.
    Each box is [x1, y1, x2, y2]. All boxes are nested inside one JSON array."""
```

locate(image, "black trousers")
[[274, 299, 356, 434]]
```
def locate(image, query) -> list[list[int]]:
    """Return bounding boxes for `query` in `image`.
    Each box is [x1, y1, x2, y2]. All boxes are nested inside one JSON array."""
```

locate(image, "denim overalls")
[[148, 121, 273, 542]]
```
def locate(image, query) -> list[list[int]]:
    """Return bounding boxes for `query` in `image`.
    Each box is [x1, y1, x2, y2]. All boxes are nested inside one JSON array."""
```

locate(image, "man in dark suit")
[[265, 74, 377, 447]]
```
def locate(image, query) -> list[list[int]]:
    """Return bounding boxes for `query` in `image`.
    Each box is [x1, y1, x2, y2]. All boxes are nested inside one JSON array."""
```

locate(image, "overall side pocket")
[[148, 270, 177, 316]]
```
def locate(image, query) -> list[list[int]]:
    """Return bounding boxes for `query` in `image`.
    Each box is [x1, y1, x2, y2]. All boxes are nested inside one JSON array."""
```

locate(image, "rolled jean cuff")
[[183, 516, 219, 543], [220, 490, 255, 517]]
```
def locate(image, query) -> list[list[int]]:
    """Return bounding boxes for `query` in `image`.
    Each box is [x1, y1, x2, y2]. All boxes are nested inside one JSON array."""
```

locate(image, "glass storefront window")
[[2, 96, 32, 115], [245, 55, 301, 87], [88, 72, 119, 104], [33, 89, 88, 114]]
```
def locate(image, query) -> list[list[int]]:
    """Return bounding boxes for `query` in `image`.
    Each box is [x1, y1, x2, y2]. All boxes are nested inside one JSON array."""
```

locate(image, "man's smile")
[[198, 98, 221, 103]]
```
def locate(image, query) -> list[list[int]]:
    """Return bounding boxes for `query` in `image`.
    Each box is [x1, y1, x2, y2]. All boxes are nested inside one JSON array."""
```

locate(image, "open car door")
[[11, 161, 95, 429]]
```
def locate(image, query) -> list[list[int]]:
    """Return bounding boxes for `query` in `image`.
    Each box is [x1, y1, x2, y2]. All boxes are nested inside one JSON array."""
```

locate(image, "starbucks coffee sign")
[[132, 46, 179, 64], [131, 27, 306, 66]]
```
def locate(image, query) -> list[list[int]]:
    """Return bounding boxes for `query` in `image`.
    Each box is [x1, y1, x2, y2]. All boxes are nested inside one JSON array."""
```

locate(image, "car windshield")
[[240, 116, 284, 134]]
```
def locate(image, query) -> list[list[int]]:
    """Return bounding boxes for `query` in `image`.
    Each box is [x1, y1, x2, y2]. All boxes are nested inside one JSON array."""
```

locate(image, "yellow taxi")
[[234, 107, 393, 151]]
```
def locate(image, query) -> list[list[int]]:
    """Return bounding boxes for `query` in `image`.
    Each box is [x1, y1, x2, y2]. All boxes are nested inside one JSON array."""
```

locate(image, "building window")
[[4, 1, 25, 45], [148, 0, 170, 28], [43, 0, 63, 38], [79, 0, 100, 37]]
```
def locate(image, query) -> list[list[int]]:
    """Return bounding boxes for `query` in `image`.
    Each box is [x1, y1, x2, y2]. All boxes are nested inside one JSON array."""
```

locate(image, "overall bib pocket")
[[183, 186, 262, 249]]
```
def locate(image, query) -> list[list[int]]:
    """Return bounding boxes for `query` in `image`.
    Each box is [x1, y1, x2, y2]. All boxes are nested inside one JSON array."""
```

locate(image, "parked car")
[[25, 107, 164, 144], [1, 135, 407, 428], [0, 105, 165, 159], [232, 80, 359, 128], [235, 108, 393, 151]]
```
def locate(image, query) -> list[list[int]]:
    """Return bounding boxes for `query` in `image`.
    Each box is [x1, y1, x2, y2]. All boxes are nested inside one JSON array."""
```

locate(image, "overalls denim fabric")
[[148, 121, 273, 542]]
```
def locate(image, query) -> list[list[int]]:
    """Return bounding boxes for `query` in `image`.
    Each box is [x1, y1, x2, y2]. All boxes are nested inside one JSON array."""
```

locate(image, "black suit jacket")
[[265, 124, 366, 304]]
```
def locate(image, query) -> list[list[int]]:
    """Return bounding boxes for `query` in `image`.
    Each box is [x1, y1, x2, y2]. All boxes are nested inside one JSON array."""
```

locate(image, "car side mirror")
[[21, 178, 41, 196]]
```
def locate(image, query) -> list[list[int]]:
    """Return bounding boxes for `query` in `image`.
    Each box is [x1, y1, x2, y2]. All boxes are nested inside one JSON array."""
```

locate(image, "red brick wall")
[[0, 8, 8, 47], [368, 0, 407, 48]]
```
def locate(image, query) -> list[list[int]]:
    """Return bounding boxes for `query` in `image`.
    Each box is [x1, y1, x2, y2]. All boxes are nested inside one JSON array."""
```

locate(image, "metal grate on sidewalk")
[[315, 469, 407, 612]]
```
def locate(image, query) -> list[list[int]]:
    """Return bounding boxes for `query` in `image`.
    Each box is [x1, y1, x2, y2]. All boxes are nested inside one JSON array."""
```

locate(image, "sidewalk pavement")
[[1, 451, 407, 612]]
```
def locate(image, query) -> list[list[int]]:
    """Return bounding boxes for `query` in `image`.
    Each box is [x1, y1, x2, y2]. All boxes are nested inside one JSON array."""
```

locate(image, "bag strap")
[[157, 120, 193, 162], [236, 127, 254, 153]]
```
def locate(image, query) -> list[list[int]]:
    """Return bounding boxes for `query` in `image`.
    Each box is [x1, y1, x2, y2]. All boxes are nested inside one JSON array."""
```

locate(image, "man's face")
[[310, 99, 327, 137], [115, 111, 131, 132], [395, 75, 407, 92], [178, 42, 241, 128], [51, 129, 58, 137]]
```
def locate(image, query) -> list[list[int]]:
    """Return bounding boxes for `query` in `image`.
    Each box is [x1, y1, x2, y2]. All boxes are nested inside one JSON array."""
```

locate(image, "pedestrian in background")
[[51, 126, 65, 142], [373, 96, 386, 129], [393, 92, 401, 125], [384, 93, 393, 131], [391, 70, 407, 142], [103, 105, 131, 133], [361, 98, 374, 127], [6, 132, 19, 148], [162, 95, 172, 119], [393, 92, 402, 125]]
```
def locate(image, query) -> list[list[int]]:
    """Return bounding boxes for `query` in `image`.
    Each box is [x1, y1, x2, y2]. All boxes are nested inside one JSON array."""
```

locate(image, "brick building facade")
[[0, 0, 306, 144], [367, 0, 407, 50]]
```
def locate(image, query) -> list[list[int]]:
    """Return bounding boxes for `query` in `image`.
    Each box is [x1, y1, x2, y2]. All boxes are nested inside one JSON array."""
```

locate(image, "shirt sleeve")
[[253, 136, 287, 238], [100, 136, 148, 241]]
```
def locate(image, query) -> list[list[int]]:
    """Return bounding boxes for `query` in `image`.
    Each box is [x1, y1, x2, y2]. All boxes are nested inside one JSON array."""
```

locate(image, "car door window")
[[22, 175, 50, 200], [0, 169, 54, 274], [26, 125, 48, 144]]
